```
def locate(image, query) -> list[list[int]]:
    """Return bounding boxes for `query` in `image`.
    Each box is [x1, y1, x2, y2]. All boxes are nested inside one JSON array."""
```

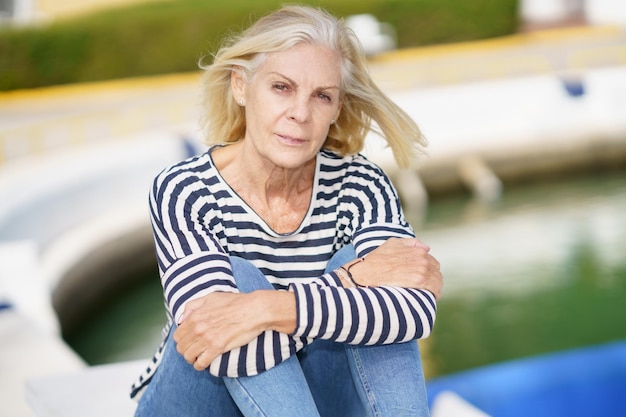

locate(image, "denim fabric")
[[134, 245, 430, 416]]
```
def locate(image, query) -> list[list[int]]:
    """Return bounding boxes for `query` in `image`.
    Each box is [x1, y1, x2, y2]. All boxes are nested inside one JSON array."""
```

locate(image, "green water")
[[65, 170, 626, 379]]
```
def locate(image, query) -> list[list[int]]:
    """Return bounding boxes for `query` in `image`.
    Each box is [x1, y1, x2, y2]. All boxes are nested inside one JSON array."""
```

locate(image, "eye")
[[272, 82, 290, 92], [317, 92, 332, 103]]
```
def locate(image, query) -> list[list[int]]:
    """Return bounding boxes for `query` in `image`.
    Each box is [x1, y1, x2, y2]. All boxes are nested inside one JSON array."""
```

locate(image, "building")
[[0, 0, 163, 24], [520, 0, 626, 29]]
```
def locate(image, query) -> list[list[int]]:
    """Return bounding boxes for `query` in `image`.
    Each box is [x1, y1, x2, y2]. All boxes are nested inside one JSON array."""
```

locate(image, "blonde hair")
[[200, 5, 426, 168]]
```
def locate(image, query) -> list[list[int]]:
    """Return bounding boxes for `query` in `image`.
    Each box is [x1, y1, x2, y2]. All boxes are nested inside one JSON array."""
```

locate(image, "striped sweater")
[[130, 147, 436, 398]]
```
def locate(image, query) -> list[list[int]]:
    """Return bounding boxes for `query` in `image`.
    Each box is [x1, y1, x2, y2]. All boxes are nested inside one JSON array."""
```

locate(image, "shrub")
[[0, 0, 518, 91]]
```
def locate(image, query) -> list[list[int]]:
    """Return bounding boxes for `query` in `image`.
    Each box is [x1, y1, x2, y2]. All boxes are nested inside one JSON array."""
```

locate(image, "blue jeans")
[[134, 245, 430, 417]]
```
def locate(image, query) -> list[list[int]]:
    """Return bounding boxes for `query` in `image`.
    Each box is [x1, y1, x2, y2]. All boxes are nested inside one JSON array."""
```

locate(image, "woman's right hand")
[[174, 289, 297, 371], [345, 238, 443, 299]]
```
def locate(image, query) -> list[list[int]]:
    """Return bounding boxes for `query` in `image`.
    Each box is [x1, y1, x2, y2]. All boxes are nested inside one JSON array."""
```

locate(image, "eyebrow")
[[268, 71, 340, 91]]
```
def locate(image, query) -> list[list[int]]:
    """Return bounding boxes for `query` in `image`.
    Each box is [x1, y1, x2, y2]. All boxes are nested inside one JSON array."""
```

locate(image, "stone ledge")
[[26, 359, 145, 417]]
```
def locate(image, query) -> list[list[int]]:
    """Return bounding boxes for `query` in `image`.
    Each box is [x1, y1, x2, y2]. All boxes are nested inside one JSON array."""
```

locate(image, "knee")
[[230, 256, 274, 293], [325, 244, 357, 273]]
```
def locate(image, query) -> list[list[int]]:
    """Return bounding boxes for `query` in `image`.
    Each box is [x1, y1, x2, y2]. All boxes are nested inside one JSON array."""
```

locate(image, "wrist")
[[254, 290, 297, 334], [340, 257, 368, 288]]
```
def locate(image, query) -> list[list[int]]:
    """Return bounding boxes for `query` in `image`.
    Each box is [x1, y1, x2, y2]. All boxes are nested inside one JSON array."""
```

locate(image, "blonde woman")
[[132, 5, 442, 416]]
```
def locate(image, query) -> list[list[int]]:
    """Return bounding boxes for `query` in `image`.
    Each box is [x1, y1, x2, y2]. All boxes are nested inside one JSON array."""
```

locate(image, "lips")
[[277, 133, 307, 145]]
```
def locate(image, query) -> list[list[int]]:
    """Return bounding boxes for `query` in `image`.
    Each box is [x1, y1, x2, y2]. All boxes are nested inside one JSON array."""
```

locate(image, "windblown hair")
[[199, 5, 426, 168]]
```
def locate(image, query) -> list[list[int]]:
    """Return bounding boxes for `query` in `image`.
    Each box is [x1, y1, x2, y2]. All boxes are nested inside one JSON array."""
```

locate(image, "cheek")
[[255, 97, 286, 121], [313, 107, 337, 129], [248, 98, 280, 124], [313, 122, 332, 145]]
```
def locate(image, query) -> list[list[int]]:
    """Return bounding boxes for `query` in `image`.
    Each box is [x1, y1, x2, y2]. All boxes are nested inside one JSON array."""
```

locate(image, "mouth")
[[276, 133, 307, 146]]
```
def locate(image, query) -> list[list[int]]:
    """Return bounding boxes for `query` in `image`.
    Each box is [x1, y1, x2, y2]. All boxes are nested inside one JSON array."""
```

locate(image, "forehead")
[[257, 43, 342, 87]]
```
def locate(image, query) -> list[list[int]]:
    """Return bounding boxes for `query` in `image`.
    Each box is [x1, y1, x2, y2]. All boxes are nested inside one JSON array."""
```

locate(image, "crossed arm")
[[174, 237, 443, 372]]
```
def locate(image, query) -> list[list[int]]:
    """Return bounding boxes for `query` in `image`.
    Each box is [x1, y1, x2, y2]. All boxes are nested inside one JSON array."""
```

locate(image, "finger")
[[432, 271, 443, 300], [397, 238, 430, 251], [173, 321, 191, 344], [173, 318, 204, 351], [178, 338, 204, 365], [177, 298, 205, 324], [194, 348, 218, 371], [424, 254, 440, 272], [194, 351, 209, 371], [413, 239, 431, 251]]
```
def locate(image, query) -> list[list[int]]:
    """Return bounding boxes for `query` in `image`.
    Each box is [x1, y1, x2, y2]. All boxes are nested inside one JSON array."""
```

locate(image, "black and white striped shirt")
[[130, 147, 436, 398]]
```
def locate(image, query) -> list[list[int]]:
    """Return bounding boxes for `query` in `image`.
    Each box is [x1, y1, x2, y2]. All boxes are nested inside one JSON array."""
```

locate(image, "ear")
[[231, 65, 246, 104]]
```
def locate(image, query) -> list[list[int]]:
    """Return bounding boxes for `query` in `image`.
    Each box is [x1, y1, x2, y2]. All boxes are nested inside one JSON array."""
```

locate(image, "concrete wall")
[[364, 66, 626, 202], [0, 131, 199, 334], [520, 0, 626, 26]]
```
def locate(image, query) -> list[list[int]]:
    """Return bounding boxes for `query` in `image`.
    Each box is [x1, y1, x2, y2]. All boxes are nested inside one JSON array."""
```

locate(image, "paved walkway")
[[371, 24, 626, 91], [1, 23, 625, 417]]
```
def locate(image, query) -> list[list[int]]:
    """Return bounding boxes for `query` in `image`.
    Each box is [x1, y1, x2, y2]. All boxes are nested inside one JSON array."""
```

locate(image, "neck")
[[212, 144, 317, 229], [231, 144, 315, 198], [259, 160, 316, 201]]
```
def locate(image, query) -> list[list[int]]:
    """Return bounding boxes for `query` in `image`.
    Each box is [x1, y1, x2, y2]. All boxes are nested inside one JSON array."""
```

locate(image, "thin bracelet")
[[335, 267, 354, 288], [340, 257, 367, 288]]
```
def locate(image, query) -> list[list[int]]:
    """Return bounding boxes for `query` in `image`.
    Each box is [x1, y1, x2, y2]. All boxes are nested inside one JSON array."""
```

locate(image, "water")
[[65, 170, 626, 379], [65, 267, 167, 365], [415, 171, 626, 378]]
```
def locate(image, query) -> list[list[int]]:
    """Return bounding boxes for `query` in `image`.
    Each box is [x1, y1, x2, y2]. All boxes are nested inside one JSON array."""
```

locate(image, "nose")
[[287, 96, 310, 123]]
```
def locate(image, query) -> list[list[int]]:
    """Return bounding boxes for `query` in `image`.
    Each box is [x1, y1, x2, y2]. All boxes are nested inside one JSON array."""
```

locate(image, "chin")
[[269, 151, 315, 170]]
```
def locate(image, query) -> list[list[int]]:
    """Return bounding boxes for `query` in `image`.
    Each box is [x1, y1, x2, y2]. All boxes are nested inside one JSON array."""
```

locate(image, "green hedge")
[[0, 0, 518, 91]]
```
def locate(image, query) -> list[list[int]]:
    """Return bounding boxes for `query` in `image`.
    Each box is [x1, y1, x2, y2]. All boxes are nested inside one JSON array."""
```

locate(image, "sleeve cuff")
[[289, 282, 314, 339]]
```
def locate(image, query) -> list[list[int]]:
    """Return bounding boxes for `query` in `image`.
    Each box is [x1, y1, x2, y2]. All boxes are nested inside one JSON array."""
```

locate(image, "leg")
[[224, 358, 320, 417], [134, 326, 243, 417], [299, 340, 429, 417], [346, 342, 430, 417], [296, 245, 367, 416], [310, 245, 431, 417], [298, 339, 367, 417], [135, 257, 321, 417], [224, 257, 321, 417]]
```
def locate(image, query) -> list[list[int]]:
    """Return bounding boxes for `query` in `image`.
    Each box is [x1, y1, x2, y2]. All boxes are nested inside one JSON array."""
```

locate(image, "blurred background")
[[1, 0, 626, 416]]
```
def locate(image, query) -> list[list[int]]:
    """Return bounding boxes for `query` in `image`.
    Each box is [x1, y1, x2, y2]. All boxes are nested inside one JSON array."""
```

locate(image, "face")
[[232, 43, 342, 170]]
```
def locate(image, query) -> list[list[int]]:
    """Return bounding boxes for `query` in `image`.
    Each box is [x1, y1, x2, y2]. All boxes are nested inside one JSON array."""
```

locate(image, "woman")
[[131, 5, 443, 417]]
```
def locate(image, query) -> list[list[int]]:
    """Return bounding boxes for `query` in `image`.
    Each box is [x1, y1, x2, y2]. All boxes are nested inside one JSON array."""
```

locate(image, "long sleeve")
[[149, 163, 238, 325], [149, 159, 310, 378], [290, 272, 436, 344], [288, 155, 438, 345]]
